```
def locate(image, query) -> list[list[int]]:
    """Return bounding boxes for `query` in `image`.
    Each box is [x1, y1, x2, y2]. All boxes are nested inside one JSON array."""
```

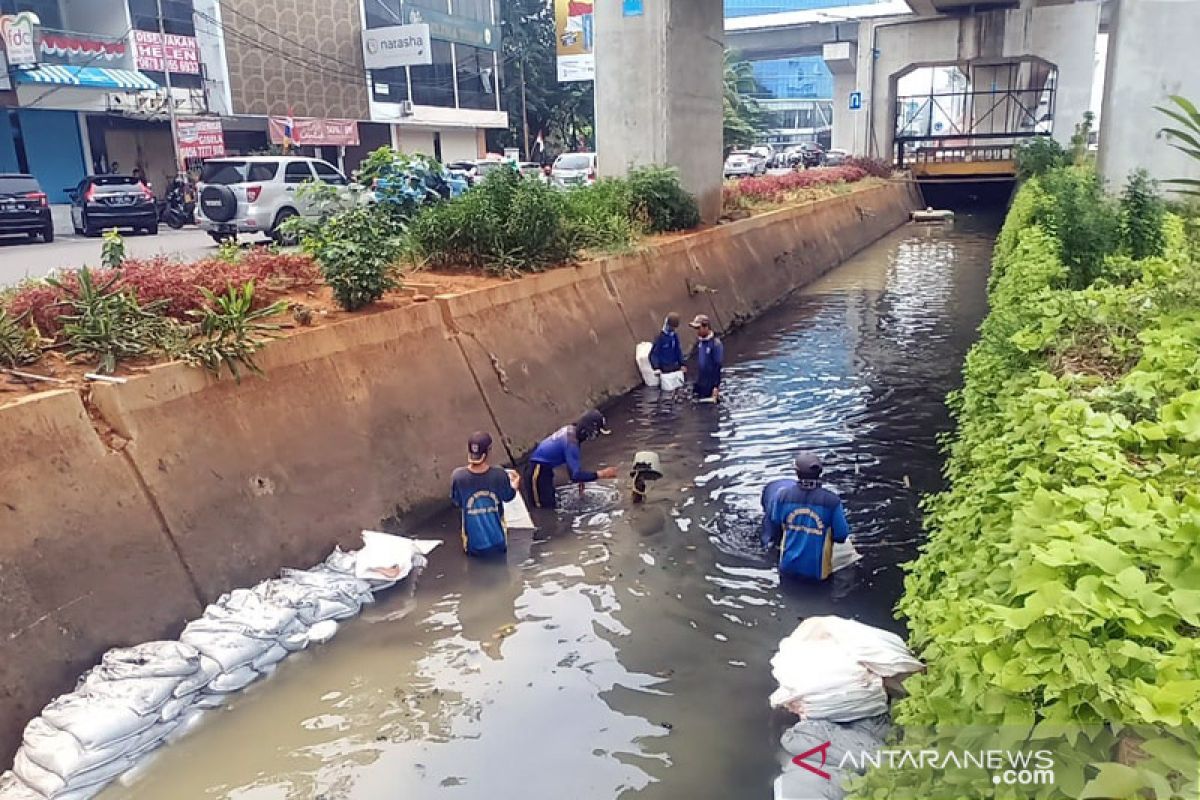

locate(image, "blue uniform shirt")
[[649, 326, 684, 372], [761, 478, 850, 580], [695, 335, 724, 392], [529, 425, 597, 482], [450, 466, 517, 556]]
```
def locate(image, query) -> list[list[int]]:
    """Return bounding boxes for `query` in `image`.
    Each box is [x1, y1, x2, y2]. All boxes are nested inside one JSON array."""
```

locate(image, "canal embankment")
[[0, 181, 920, 766]]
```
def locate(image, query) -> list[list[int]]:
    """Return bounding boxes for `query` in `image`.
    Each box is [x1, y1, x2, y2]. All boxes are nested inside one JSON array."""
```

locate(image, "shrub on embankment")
[[848, 169, 1200, 799], [722, 165, 870, 212]]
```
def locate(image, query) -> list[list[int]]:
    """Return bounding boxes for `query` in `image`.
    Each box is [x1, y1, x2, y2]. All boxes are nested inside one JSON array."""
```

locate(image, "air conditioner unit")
[[399, 99, 414, 117]]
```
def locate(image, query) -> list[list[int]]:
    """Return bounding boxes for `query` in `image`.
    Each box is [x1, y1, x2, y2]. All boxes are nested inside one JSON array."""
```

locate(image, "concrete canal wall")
[[0, 181, 921, 763]]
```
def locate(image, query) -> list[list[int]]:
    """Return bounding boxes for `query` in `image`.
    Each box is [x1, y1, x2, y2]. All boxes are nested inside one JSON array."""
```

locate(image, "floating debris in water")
[[555, 483, 621, 514]]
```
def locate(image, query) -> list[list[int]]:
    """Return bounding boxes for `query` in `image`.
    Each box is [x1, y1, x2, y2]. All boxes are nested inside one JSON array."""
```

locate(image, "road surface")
[[0, 227, 236, 288]]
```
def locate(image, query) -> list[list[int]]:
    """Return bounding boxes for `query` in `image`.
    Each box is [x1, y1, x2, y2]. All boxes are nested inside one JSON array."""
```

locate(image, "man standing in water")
[[450, 432, 520, 556], [689, 314, 724, 401], [649, 312, 685, 377], [525, 409, 618, 508], [761, 452, 850, 580]]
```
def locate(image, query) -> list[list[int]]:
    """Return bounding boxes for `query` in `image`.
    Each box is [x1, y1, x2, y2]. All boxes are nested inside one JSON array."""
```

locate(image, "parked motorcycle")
[[159, 175, 196, 229]]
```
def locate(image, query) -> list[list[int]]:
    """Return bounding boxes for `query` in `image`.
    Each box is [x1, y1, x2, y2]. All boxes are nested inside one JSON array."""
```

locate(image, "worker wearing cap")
[[450, 432, 520, 556], [525, 409, 618, 509], [761, 452, 850, 581], [689, 314, 724, 401]]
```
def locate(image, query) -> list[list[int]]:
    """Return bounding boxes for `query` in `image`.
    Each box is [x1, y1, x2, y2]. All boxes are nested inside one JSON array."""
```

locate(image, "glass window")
[[0, 0, 62, 29], [313, 162, 348, 186], [455, 44, 495, 111], [407, 0, 449, 15], [0, 175, 39, 194], [365, 0, 402, 28], [128, 0, 195, 36], [284, 162, 315, 184], [410, 40, 455, 107], [452, 0, 490, 22], [370, 67, 410, 104], [200, 161, 279, 184]]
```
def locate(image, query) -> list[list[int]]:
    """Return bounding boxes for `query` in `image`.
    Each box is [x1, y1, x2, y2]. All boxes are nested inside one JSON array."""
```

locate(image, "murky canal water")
[[99, 213, 998, 800]]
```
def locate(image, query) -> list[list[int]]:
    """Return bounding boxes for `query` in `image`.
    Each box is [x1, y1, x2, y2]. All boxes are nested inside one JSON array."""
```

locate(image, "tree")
[[724, 51, 771, 152], [495, 0, 595, 159]]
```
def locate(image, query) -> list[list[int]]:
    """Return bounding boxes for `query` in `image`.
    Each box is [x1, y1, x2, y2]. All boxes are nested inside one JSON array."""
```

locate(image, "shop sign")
[[1, 12, 40, 67], [133, 30, 200, 74], [404, 4, 497, 51], [177, 117, 225, 159], [554, 0, 593, 83], [362, 24, 432, 70], [268, 116, 360, 147]]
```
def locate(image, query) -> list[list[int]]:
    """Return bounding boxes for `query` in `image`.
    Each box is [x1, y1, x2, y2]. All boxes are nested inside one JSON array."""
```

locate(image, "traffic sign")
[[849, 91, 862, 111]]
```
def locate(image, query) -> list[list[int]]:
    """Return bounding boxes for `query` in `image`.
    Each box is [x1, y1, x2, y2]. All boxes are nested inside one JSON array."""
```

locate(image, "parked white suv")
[[197, 156, 351, 244]]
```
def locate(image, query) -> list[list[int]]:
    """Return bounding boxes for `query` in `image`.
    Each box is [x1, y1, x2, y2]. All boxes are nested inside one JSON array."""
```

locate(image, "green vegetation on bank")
[[849, 166, 1200, 798]]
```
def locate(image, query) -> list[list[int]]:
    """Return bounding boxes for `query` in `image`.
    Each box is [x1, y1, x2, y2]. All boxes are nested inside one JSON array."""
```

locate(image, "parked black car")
[[67, 175, 158, 237], [796, 142, 826, 168], [0, 173, 53, 243]]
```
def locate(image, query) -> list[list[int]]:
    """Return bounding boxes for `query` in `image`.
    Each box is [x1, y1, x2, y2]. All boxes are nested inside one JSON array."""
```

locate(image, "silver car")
[[551, 152, 598, 188], [724, 150, 766, 178], [196, 156, 352, 244]]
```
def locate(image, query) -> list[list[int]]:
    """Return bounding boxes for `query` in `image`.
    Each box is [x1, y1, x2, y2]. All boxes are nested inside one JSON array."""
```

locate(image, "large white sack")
[[659, 370, 686, 392], [207, 666, 260, 694], [355, 532, 440, 583], [780, 616, 923, 679], [769, 640, 888, 722], [503, 492, 536, 531], [97, 642, 199, 681], [307, 620, 339, 645], [323, 547, 358, 576], [251, 643, 289, 672], [830, 538, 863, 574], [280, 568, 372, 612], [21, 716, 182, 784], [40, 693, 157, 750], [635, 342, 659, 387], [179, 622, 272, 673], [0, 771, 42, 800], [74, 672, 179, 717], [15, 746, 132, 798]]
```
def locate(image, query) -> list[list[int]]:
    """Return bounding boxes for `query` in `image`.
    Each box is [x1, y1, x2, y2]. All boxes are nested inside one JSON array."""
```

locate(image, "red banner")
[[176, 118, 225, 160], [133, 30, 200, 74], [268, 116, 360, 147]]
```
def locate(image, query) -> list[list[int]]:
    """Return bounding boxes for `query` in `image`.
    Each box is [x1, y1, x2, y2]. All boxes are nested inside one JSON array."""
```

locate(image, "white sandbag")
[[41, 693, 157, 751], [172, 655, 221, 698], [0, 771, 43, 800], [157, 695, 194, 724], [251, 643, 289, 672], [635, 342, 659, 387], [74, 672, 179, 717], [164, 709, 206, 745], [831, 538, 863, 573], [192, 694, 228, 710], [280, 568, 372, 612], [14, 747, 133, 799], [207, 666, 260, 694], [769, 640, 889, 722], [659, 369, 686, 392], [780, 617, 923, 679], [307, 620, 338, 645], [204, 589, 298, 638], [179, 622, 272, 673], [354, 532, 441, 584], [97, 642, 199, 681], [323, 547, 358, 576], [278, 628, 310, 652], [253, 579, 322, 621], [503, 492, 536, 531], [20, 716, 181, 784]]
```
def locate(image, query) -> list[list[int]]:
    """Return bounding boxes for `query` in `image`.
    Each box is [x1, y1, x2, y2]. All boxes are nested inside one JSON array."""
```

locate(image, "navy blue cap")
[[467, 431, 493, 463]]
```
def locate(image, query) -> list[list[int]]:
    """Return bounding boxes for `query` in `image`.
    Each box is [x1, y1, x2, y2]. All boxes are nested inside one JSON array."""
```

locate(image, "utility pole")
[[156, 0, 184, 173], [519, 56, 531, 161]]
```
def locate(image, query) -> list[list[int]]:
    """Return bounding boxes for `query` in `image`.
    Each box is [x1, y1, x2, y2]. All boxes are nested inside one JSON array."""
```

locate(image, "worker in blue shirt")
[[450, 431, 520, 556], [649, 312, 685, 374], [525, 409, 618, 508], [761, 452, 850, 581], [689, 314, 724, 401]]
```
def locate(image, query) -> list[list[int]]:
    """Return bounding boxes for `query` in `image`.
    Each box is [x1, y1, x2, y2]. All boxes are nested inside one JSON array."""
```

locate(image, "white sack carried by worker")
[[659, 369, 686, 392], [830, 538, 863, 573], [355, 531, 441, 583], [769, 640, 889, 721], [503, 491, 536, 530], [781, 616, 923, 680], [635, 342, 660, 387]]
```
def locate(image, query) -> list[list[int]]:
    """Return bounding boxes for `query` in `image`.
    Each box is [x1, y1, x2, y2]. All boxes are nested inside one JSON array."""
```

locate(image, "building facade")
[[0, 0, 506, 205]]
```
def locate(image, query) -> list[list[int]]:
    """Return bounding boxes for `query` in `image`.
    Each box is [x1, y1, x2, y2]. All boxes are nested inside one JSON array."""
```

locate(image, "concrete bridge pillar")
[[1099, 0, 1200, 193], [823, 41, 859, 154], [595, 0, 725, 222]]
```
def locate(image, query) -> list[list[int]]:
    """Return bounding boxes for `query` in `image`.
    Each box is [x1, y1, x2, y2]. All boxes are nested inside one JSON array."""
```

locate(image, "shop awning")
[[12, 65, 158, 91]]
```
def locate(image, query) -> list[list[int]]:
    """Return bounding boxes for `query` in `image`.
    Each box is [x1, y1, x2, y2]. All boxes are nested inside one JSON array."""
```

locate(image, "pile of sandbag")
[[769, 616, 923, 722], [773, 716, 891, 800], [3, 532, 439, 800]]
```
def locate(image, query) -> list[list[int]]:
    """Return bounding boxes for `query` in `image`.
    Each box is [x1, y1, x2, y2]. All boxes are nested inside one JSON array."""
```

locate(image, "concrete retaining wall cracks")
[[0, 180, 921, 764]]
